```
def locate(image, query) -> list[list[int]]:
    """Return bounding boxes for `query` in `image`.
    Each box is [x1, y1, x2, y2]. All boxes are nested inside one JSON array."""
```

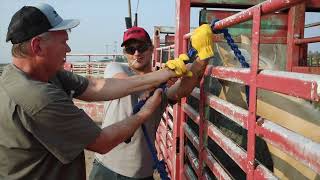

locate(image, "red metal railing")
[[153, 0, 320, 179]]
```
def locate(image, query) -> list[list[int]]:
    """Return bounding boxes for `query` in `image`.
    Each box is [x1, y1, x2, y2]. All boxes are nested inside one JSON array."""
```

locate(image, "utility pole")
[[128, 0, 132, 20], [113, 41, 118, 62]]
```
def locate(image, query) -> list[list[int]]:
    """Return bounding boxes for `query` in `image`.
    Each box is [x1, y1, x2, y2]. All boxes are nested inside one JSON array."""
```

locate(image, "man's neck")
[[129, 65, 152, 75], [13, 57, 49, 82]]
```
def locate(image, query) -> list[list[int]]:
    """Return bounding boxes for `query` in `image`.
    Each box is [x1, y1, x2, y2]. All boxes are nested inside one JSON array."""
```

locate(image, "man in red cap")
[[90, 25, 214, 180]]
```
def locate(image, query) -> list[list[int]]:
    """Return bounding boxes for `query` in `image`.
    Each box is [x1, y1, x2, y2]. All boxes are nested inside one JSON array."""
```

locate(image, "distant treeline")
[[308, 51, 320, 66]]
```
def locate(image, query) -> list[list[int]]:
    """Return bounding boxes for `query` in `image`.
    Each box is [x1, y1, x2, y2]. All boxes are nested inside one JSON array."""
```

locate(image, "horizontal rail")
[[203, 147, 233, 180], [184, 124, 200, 151], [214, 0, 304, 30], [256, 119, 320, 174], [209, 66, 320, 101], [305, 21, 320, 28], [67, 53, 123, 56], [183, 104, 200, 125], [156, 44, 175, 51], [184, 164, 197, 180], [185, 145, 200, 176], [294, 36, 320, 44], [191, 88, 248, 128]]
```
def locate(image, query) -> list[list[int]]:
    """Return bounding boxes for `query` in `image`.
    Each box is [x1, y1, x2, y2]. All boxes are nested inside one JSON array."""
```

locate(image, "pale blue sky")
[[0, 0, 319, 63]]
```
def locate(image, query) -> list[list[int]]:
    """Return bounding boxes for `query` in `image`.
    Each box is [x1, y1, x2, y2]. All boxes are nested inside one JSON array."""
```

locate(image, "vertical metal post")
[[198, 71, 206, 179], [153, 30, 160, 68], [246, 6, 261, 180], [286, 3, 305, 71], [174, 0, 190, 179]]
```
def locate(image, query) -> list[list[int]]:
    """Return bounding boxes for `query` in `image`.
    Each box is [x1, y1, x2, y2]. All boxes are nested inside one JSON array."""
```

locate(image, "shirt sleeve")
[[104, 62, 129, 78], [28, 98, 101, 164], [55, 70, 89, 98]]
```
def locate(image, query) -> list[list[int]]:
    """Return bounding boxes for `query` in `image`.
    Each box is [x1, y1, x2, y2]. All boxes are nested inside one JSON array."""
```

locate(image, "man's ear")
[[30, 37, 42, 55], [149, 44, 154, 51]]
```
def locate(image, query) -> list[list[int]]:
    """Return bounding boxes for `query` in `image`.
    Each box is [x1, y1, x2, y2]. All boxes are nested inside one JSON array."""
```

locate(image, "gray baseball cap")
[[6, 3, 80, 44]]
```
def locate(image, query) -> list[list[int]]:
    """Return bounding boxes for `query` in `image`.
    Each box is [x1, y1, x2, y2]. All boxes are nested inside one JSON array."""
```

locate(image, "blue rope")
[[210, 19, 250, 105], [131, 83, 170, 180]]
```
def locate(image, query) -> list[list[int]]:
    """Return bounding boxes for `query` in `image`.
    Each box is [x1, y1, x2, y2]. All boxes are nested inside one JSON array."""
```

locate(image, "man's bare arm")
[[78, 69, 174, 102], [86, 89, 163, 154]]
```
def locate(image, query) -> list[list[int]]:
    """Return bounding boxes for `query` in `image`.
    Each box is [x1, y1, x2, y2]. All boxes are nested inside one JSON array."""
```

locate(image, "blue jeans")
[[89, 159, 154, 180]]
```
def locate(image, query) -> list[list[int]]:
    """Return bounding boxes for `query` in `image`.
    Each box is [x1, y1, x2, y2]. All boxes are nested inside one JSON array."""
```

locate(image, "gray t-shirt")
[[95, 62, 167, 178], [0, 64, 101, 180]]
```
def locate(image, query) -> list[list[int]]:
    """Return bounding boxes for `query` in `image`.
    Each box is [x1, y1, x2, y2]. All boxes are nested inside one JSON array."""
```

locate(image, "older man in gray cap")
[[0, 3, 192, 180]]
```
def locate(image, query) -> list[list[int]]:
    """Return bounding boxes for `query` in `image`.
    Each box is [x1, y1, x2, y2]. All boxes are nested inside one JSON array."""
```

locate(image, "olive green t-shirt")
[[0, 64, 101, 180]]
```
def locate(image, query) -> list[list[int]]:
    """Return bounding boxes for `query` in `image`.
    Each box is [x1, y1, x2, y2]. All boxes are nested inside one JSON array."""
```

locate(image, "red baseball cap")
[[121, 26, 152, 47]]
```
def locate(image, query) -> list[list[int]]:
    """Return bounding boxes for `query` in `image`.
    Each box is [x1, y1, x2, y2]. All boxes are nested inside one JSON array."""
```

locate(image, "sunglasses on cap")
[[124, 44, 150, 55]]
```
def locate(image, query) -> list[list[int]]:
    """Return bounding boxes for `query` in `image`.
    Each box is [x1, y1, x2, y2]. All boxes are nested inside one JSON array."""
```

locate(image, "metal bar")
[[191, 88, 248, 128], [198, 71, 206, 179], [256, 119, 320, 174], [305, 21, 320, 28], [295, 36, 320, 44], [156, 44, 175, 51], [183, 104, 200, 125], [246, 6, 261, 180], [67, 53, 123, 56], [184, 124, 200, 151], [210, 67, 320, 101], [203, 149, 233, 180], [291, 66, 320, 74], [286, 3, 306, 71], [209, 66, 250, 84], [185, 164, 197, 180], [175, 0, 190, 57], [214, 0, 304, 30], [206, 121, 247, 171], [153, 30, 160, 67], [256, 70, 320, 101], [185, 145, 200, 176]]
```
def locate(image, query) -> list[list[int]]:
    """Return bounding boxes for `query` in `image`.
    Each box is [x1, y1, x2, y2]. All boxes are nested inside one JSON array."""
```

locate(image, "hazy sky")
[[0, 0, 319, 63]]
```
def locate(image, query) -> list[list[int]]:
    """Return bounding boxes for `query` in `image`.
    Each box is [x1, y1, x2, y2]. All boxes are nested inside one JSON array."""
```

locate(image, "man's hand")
[[138, 88, 163, 119], [165, 54, 193, 77], [191, 24, 214, 60]]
